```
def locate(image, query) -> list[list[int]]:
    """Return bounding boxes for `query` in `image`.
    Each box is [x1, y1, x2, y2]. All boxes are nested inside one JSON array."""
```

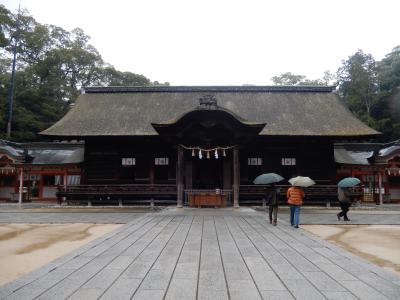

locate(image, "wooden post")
[[233, 146, 240, 208], [177, 146, 184, 208], [378, 171, 383, 205], [63, 169, 68, 205], [38, 172, 44, 199], [63, 169, 68, 189], [149, 164, 155, 185], [18, 168, 23, 207], [149, 162, 155, 208]]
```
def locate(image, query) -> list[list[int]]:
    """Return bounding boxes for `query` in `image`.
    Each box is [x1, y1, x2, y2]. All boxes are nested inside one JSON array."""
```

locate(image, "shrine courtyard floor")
[[0, 206, 399, 300]]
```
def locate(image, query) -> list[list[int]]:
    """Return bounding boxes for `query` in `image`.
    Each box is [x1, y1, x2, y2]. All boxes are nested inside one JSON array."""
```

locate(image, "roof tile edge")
[[82, 85, 337, 93]]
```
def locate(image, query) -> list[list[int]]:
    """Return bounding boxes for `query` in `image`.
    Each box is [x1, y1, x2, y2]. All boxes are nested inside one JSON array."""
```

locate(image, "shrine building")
[[40, 86, 379, 207]]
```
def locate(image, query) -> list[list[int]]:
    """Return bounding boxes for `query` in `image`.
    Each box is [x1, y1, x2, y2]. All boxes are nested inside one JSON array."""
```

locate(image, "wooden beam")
[[233, 146, 240, 208]]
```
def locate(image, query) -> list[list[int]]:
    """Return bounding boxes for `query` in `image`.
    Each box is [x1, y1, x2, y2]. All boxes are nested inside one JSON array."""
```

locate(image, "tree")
[[377, 46, 400, 93], [0, 4, 159, 141], [271, 71, 334, 86], [337, 50, 378, 119], [98, 66, 151, 86], [271, 72, 306, 86]]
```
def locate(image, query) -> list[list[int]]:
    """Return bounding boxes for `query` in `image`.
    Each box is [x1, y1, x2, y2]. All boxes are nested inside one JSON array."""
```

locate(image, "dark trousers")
[[269, 205, 278, 223], [338, 202, 350, 220]]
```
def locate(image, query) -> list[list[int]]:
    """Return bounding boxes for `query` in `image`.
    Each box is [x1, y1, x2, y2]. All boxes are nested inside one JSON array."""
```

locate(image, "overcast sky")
[[3, 0, 400, 85]]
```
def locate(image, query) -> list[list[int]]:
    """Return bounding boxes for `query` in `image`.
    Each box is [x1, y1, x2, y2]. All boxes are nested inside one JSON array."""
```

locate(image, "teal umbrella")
[[253, 173, 284, 185], [338, 177, 361, 187]]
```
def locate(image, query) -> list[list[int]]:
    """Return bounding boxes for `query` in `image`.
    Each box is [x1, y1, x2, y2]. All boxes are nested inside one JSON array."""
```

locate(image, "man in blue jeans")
[[287, 186, 305, 228]]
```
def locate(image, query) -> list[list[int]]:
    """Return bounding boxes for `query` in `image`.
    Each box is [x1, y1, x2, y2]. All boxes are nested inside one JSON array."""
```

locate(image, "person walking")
[[266, 183, 281, 226], [287, 186, 305, 228], [337, 187, 352, 221]]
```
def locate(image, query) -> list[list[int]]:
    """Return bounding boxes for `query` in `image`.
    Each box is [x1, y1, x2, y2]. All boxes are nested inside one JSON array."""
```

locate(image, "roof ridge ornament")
[[199, 94, 218, 109]]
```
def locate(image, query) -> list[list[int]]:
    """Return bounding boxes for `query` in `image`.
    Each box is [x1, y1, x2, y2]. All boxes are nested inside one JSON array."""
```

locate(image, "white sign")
[[122, 157, 136, 166]]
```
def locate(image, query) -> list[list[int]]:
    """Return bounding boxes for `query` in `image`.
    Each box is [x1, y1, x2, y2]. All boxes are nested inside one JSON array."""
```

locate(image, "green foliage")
[[0, 4, 163, 142], [377, 46, 400, 92], [271, 72, 306, 86], [336, 48, 400, 141], [271, 53, 400, 141], [337, 50, 378, 116], [271, 71, 335, 86]]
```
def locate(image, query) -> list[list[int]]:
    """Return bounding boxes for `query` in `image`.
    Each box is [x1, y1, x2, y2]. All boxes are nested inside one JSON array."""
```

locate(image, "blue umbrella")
[[338, 177, 361, 187], [253, 173, 284, 185]]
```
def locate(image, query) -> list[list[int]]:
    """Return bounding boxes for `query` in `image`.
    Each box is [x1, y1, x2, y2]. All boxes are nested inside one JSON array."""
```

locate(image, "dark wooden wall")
[[84, 137, 176, 184], [240, 138, 336, 184], [83, 137, 336, 185]]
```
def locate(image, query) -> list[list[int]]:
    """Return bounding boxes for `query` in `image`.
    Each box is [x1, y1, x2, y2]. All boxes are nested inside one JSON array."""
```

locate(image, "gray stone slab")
[[3, 288, 46, 300], [104, 255, 136, 269], [99, 278, 141, 300], [243, 258, 286, 291], [166, 217, 202, 299], [322, 291, 359, 300], [132, 289, 165, 300], [24, 268, 74, 289], [317, 264, 358, 281], [68, 288, 104, 300], [164, 278, 197, 300], [138, 269, 171, 290], [339, 280, 390, 300], [57, 255, 93, 269], [261, 290, 295, 300], [82, 269, 122, 289], [198, 289, 229, 300], [270, 263, 304, 280], [282, 279, 326, 300], [302, 271, 346, 292], [171, 262, 198, 279], [198, 217, 229, 299], [357, 272, 400, 293], [228, 279, 262, 299]]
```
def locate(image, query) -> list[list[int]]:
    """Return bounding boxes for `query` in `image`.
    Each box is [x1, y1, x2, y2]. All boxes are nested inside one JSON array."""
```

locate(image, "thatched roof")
[[40, 86, 379, 137]]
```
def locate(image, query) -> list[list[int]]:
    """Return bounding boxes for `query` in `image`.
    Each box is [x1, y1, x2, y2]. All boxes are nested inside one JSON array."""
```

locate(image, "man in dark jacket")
[[266, 183, 280, 226], [337, 187, 352, 221]]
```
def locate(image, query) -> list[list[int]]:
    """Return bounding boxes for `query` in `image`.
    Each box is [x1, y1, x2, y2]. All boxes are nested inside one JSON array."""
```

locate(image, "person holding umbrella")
[[337, 177, 360, 221], [287, 185, 305, 228], [253, 173, 284, 226], [287, 176, 315, 228], [337, 187, 352, 221], [266, 183, 281, 226]]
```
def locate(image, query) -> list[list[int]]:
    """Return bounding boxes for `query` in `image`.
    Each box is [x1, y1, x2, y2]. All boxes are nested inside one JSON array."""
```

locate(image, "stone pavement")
[[0, 211, 141, 224], [277, 208, 400, 225], [0, 208, 399, 300]]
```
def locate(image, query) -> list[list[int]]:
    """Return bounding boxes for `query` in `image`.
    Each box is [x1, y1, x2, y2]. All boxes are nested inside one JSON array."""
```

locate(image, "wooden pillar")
[[177, 146, 184, 208], [149, 164, 155, 185], [62, 169, 68, 205], [63, 169, 68, 189], [38, 172, 44, 199], [233, 146, 240, 208], [378, 171, 383, 205], [18, 168, 24, 207], [149, 164, 155, 206]]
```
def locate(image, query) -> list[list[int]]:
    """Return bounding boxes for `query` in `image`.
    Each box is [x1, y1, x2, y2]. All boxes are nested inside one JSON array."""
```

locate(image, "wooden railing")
[[57, 184, 177, 205], [239, 184, 363, 205], [57, 184, 364, 206]]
